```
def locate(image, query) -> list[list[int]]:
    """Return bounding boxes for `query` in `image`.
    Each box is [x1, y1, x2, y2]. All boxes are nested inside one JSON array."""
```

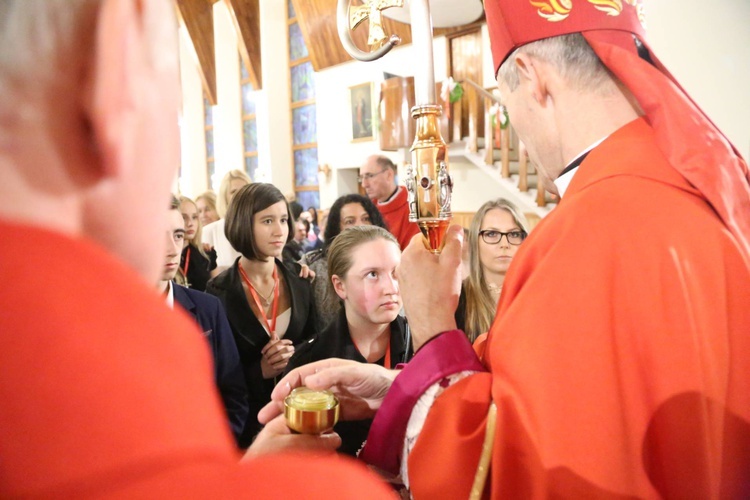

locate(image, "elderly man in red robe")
[[264, 0, 750, 497], [0, 0, 394, 497]]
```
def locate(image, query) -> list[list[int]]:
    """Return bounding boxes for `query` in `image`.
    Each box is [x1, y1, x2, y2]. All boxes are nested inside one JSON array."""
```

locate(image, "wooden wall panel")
[[176, 0, 217, 104], [292, 0, 470, 71], [449, 29, 484, 138], [225, 0, 262, 89]]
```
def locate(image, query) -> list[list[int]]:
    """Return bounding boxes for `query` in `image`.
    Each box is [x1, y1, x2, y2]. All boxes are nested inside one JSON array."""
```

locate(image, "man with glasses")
[[359, 154, 420, 249]]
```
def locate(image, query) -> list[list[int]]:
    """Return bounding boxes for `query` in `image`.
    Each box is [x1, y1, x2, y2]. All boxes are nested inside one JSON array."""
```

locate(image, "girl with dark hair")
[[301, 193, 387, 330], [205, 183, 317, 447]]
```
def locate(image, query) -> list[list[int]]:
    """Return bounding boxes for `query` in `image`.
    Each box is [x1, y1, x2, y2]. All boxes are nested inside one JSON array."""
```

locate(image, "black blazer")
[[173, 284, 248, 444], [206, 258, 318, 446], [285, 308, 412, 455]]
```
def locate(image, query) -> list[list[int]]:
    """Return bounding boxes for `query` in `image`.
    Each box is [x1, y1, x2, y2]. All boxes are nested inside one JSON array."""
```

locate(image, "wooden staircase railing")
[[446, 78, 555, 208]]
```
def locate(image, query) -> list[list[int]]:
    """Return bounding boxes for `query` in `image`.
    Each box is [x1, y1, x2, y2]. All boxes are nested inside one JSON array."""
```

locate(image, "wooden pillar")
[[518, 141, 528, 191], [501, 127, 510, 178], [467, 86, 478, 153], [484, 99, 494, 166]]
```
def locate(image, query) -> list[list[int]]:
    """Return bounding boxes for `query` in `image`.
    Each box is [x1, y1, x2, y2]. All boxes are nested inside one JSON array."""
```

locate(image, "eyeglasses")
[[357, 169, 387, 183], [478, 229, 526, 245]]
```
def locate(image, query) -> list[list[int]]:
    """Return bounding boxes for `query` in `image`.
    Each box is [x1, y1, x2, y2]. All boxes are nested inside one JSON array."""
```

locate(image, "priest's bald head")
[[0, 0, 181, 283], [482, 0, 749, 257]]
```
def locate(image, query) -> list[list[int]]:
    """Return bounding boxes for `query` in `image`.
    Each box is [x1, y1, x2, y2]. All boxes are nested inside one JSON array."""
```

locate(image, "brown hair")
[[326, 225, 398, 305], [224, 183, 293, 260]]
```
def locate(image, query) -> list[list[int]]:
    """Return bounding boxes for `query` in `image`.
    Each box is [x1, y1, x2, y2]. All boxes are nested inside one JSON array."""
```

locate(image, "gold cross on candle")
[[349, 0, 403, 47]]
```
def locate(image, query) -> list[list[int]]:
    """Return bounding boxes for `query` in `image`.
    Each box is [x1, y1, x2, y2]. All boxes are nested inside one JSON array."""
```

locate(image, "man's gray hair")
[[373, 155, 397, 173], [498, 33, 613, 93]]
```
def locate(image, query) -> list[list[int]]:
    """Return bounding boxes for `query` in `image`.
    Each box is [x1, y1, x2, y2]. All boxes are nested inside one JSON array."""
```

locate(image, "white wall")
[[315, 36, 449, 208], [178, 25, 208, 197], [258, 0, 293, 194], [212, 2, 243, 187], [479, 2, 750, 159], [647, 0, 750, 158]]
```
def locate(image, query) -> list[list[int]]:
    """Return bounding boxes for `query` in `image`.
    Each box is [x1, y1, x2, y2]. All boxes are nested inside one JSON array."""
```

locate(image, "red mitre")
[[484, 0, 750, 265]]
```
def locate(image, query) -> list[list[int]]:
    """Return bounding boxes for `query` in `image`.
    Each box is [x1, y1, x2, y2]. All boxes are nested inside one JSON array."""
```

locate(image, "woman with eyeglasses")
[[456, 198, 530, 342]]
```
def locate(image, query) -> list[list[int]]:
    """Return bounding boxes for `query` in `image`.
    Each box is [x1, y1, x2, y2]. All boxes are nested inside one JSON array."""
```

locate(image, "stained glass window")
[[242, 82, 256, 116], [245, 155, 259, 181], [292, 105, 316, 145], [296, 190, 320, 210], [243, 119, 258, 153], [294, 148, 319, 187], [289, 23, 308, 61], [203, 96, 213, 128], [291, 61, 315, 102], [288, 0, 296, 19]]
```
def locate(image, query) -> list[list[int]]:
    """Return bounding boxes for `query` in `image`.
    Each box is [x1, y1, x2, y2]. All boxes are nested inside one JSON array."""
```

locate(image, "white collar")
[[163, 280, 174, 309], [554, 168, 577, 198], [553, 137, 606, 198]]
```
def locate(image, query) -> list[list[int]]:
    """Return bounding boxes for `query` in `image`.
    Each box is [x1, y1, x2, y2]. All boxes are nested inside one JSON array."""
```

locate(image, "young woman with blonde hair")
[[456, 198, 529, 341], [195, 191, 219, 227], [285, 225, 412, 455], [203, 169, 252, 271], [179, 196, 218, 291]]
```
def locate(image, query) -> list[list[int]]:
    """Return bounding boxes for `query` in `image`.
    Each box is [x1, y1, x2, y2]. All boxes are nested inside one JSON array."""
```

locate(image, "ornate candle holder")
[[338, 0, 453, 253]]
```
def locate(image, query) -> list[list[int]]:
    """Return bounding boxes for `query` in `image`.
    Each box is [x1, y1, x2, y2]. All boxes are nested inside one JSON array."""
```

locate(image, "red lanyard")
[[353, 334, 391, 369], [182, 246, 191, 276], [238, 263, 280, 337]]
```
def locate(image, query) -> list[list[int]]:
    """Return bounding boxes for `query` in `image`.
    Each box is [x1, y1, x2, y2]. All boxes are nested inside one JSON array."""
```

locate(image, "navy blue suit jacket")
[[173, 284, 248, 444]]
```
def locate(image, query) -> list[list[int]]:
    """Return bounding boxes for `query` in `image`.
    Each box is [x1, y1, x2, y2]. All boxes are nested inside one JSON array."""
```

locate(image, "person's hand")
[[242, 414, 341, 459], [202, 242, 214, 253], [298, 264, 316, 282], [257, 359, 398, 424], [398, 225, 463, 351], [260, 336, 294, 379]]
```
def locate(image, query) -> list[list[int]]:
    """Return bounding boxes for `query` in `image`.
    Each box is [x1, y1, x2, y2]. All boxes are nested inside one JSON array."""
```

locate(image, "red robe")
[[0, 221, 394, 498], [369, 118, 750, 498], [376, 186, 421, 250]]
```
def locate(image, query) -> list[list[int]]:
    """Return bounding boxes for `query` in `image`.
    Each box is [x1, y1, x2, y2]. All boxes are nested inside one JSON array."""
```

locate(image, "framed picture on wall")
[[349, 82, 374, 142]]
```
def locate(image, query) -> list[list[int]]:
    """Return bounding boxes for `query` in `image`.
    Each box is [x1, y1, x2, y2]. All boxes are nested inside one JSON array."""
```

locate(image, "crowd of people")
[[164, 167, 524, 452], [2, 0, 748, 498]]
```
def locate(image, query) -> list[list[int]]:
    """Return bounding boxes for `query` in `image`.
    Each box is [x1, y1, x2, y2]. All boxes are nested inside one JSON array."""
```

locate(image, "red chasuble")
[[0, 221, 394, 498], [404, 119, 750, 498], [376, 186, 421, 250]]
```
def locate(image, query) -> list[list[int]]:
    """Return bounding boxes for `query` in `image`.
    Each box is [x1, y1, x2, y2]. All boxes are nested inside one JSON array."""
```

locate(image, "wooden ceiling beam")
[[176, 0, 218, 104], [224, 0, 262, 90], [291, 0, 473, 71]]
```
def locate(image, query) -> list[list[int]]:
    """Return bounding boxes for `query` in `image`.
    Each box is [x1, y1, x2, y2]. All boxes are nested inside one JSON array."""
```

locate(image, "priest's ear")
[[513, 53, 552, 106]]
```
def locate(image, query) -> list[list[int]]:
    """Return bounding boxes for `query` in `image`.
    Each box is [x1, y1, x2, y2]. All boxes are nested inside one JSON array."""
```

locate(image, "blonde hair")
[[463, 199, 529, 341], [179, 196, 208, 259], [326, 225, 398, 306], [217, 169, 251, 218], [196, 191, 218, 218]]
